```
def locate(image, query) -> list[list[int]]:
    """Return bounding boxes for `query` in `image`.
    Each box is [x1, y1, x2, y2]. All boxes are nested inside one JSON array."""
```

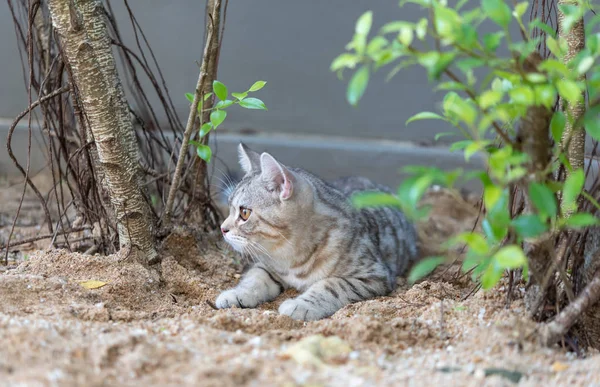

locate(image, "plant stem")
[[162, 9, 215, 227]]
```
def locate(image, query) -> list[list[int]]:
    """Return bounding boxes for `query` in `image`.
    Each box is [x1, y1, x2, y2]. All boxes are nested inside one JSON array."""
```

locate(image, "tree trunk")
[[558, 0, 586, 179], [575, 228, 600, 347], [48, 0, 157, 264], [557, 0, 600, 348], [517, 53, 556, 317]]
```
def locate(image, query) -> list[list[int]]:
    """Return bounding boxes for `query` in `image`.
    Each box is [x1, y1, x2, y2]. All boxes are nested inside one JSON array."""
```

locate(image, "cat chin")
[[223, 235, 246, 253]]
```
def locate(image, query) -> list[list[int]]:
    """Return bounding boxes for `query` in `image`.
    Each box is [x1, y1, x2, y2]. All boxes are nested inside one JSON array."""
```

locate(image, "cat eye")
[[239, 207, 252, 221]]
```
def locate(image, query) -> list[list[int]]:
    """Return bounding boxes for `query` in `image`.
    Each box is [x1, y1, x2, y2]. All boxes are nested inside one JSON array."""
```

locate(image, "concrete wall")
[[2, 2, 593, 192], [0, 1, 454, 142]]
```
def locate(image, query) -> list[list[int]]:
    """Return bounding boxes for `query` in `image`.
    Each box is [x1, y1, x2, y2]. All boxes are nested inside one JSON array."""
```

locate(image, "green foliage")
[[347, 66, 370, 106], [408, 256, 447, 284], [333, 1, 600, 288], [186, 80, 268, 162]]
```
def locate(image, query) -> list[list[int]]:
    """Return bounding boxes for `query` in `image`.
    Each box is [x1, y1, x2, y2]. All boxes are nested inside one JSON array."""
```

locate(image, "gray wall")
[[0, 1, 449, 143]]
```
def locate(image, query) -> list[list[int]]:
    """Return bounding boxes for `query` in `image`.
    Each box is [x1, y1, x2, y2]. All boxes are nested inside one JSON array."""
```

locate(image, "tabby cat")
[[215, 143, 419, 321]]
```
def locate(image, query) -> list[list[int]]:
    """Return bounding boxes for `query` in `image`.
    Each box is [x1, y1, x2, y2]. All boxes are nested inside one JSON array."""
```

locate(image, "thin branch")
[[4, 85, 70, 265], [162, 10, 216, 226], [539, 274, 600, 346], [1, 226, 91, 251]]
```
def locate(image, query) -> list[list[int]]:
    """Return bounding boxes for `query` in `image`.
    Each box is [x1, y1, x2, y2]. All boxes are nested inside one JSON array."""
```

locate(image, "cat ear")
[[238, 143, 261, 175], [260, 152, 293, 200]]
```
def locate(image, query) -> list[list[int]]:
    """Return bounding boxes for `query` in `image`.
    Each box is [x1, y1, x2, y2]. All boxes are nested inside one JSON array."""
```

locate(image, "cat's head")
[[220, 143, 310, 257]]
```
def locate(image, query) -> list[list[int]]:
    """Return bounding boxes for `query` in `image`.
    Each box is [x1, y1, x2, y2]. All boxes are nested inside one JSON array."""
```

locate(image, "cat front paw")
[[278, 298, 327, 321], [215, 288, 260, 309]]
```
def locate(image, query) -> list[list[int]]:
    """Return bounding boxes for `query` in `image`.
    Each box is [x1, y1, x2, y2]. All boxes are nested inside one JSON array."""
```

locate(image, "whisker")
[[248, 240, 274, 262], [275, 230, 293, 247]]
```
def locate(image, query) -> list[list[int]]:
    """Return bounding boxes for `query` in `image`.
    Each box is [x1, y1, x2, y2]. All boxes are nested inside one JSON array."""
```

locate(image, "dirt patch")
[[1, 187, 599, 386]]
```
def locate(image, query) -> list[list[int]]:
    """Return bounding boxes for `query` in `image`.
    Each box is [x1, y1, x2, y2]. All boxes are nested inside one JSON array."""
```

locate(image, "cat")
[[215, 143, 419, 321]]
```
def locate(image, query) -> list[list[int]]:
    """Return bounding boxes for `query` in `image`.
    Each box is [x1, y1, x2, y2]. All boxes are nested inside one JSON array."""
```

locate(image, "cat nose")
[[221, 227, 229, 234]]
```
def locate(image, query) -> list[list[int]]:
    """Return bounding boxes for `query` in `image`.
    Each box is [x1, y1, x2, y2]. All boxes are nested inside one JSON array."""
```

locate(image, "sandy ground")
[[1, 177, 600, 386]]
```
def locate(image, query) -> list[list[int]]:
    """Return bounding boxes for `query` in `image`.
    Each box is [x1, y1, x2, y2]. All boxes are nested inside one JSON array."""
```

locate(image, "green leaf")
[[539, 59, 569, 77], [481, 263, 504, 290], [406, 111, 446, 125], [562, 169, 584, 212], [356, 11, 373, 36], [479, 90, 503, 109], [249, 81, 267, 92], [434, 132, 455, 141], [215, 99, 234, 109], [419, 52, 456, 81], [484, 184, 502, 210], [232, 92, 248, 100], [483, 32, 504, 52], [380, 21, 412, 34], [511, 215, 547, 238], [513, 2, 529, 19], [331, 53, 359, 71], [559, 4, 584, 33], [464, 141, 485, 161], [494, 245, 527, 269], [434, 6, 461, 42], [210, 110, 227, 128], [462, 250, 483, 272], [509, 86, 535, 105], [199, 122, 212, 138], [351, 191, 402, 209], [213, 80, 228, 101], [408, 256, 446, 284], [367, 36, 389, 56], [408, 174, 433, 207], [449, 140, 472, 152], [415, 18, 428, 40], [347, 66, 370, 106], [482, 0, 512, 28], [528, 182, 557, 218], [525, 73, 547, 84], [398, 27, 414, 46], [433, 132, 456, 141], [444, 93, 477, 126], [563, 213, 599, 228], [454, 232, 490, 255], [556, 79, 583, 105], [239, 97, 268, 110], [546, 36, 563, 58], [196, 144, 212, 163], [550, 111, 566, 144], [185, 93, 194, 103], [486, 189, 510, 241], [577, 56, 594, 76], [535, 84, 557, 108], [530, 19, 556, 38]]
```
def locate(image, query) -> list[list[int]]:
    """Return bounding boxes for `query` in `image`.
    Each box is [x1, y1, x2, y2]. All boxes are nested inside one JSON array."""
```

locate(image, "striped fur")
[[215, 143, 418, 321]]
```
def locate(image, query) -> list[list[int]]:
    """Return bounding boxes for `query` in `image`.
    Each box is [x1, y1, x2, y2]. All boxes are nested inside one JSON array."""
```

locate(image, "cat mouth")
[[223, 234, 245, 253]]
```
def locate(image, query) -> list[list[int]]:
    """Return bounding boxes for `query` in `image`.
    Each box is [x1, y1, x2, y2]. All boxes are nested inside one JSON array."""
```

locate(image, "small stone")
[[282, 335, 352, 367], [474, 368, 486, 379], [551, 361, 569, 372]]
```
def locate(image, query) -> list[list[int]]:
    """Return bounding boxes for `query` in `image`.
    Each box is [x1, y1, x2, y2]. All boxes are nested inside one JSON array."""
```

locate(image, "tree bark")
[[48, 0, 157, 264], [539, 273, 600, 347], [558, 1, 586, 180], [517, 52, 556, 317]]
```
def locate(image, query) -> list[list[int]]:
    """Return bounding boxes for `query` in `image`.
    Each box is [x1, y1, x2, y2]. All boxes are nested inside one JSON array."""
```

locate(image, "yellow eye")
[[239, 207, 252, 221]]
